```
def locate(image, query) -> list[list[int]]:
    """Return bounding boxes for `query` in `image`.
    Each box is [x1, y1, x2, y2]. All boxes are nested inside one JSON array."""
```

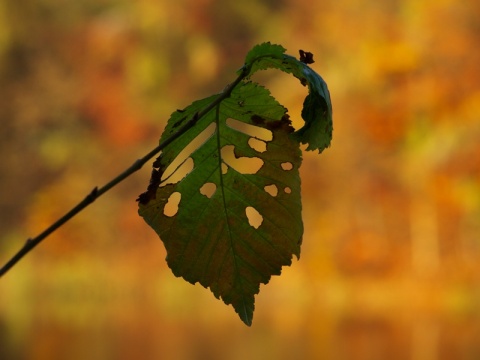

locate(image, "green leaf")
[[241, 42, 333, 152], [138, 43, 333, 325], [139, 82, 303, 326]]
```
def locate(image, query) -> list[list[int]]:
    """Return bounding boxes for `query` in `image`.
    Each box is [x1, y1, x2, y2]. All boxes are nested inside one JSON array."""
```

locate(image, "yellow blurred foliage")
[[1, 0, 480, 359]]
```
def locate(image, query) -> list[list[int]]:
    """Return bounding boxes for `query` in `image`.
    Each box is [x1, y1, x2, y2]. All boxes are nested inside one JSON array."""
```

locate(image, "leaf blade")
[[139, 82, 303, 325]]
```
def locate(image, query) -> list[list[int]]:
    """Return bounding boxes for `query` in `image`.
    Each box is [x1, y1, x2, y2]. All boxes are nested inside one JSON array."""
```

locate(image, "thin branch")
[[0, 69, 248, 277]]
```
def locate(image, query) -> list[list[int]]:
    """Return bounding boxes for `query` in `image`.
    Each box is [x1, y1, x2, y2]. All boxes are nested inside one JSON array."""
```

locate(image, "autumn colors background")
[[1, 0, 480, 359]]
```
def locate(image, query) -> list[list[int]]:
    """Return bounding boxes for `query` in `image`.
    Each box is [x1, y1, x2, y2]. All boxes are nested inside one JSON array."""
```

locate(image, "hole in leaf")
[[248, 138, 267, 153], [246, 206, 263, 229], [226, 118, 272, 141], [281, 162, 293, 171], [221, 145, 263, 174], [163, 192, 181, 217], [161, 123, 216, 184], [161, 157, 194, 186], [264, 184, 278, 197], [284, 187, 291, 194], [199, 182, 217, 198], [221, 163, 228, 174]]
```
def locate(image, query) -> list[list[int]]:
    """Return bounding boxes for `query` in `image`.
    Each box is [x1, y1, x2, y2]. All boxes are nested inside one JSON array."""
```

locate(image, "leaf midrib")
[[215, 103, 251, 322]]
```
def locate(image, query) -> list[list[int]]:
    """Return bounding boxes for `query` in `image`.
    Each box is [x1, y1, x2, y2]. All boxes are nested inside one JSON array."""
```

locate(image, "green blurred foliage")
[[1, 0, 480, 359]]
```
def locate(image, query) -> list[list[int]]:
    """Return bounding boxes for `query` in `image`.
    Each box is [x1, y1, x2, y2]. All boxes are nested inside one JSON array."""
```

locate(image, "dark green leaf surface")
[[139, 82, 303, 325]]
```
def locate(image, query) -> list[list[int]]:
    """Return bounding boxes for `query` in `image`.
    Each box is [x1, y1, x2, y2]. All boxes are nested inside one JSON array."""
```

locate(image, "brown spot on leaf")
[[251, 114, 265, 125], [251, 114, 294, 133], [265, 115, 294, 133], [152, 154, 163, 169], [137, 168, 162, 205], [136, 193, 149, 204], [299, 50, 315, 64], [265, 121, 283, 131]]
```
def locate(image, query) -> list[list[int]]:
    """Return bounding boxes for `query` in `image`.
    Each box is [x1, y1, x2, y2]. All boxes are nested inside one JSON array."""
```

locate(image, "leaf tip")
[[237, 302, 254, 326], [243, 317, 253, 327]]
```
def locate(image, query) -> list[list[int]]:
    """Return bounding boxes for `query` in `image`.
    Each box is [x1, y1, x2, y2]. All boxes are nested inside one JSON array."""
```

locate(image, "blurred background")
[[1, 0, 480, 359]]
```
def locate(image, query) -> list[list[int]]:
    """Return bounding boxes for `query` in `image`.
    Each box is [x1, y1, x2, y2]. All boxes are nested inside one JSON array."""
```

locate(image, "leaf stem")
[[0, 69, 248, 278]]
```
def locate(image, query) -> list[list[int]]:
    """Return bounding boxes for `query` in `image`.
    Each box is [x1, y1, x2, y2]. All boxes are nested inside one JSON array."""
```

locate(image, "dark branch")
[[0, 70, 247, 277]]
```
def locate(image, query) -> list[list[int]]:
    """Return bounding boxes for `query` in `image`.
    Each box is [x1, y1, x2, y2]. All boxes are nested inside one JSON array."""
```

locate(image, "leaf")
[[138, 82, 303, 325], [240, 42, 333, 152], [138, 43, 333, 325]]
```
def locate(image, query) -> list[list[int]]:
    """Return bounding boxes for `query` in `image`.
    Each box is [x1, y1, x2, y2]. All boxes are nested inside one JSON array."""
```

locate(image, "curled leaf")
[[241, 42, 333, 152]]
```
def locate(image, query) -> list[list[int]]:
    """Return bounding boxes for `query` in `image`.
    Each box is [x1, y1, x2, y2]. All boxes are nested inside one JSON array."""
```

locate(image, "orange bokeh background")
[[1, 0, 480, 359]]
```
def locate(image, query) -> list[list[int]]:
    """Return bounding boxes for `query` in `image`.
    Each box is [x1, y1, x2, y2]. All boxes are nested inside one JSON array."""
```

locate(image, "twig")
[[0, 69, 248, 277]]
